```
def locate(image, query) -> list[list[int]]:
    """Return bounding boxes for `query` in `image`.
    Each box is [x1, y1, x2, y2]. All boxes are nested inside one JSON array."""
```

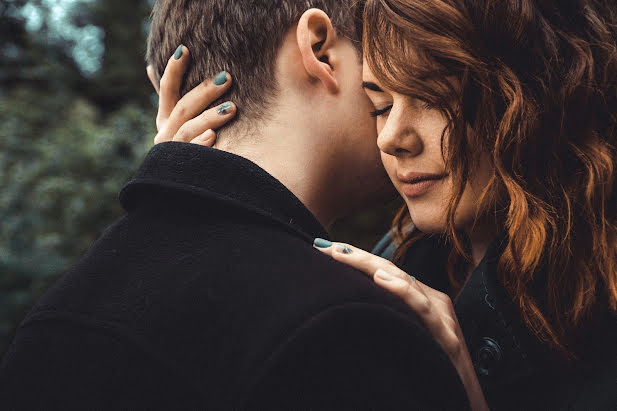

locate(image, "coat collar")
[[393, 231, 548, 384], [453, 231, 554, 386], [119, 142, 329, 242]]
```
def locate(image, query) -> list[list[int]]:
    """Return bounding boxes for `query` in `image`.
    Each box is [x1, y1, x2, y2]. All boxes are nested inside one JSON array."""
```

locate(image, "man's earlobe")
[[296, 8, 339, 94]]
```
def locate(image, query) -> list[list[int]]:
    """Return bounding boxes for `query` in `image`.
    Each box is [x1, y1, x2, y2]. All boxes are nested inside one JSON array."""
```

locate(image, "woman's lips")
[[400, 175, 446, 198]]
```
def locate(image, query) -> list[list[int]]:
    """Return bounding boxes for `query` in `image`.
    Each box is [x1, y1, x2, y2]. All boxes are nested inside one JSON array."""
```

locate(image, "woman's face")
[[362, 61, 493, 234]]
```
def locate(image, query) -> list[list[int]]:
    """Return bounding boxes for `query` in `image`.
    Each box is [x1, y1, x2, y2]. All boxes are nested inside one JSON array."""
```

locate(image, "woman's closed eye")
[[370, 104, 393, 117], [370, 100, 432, 118]]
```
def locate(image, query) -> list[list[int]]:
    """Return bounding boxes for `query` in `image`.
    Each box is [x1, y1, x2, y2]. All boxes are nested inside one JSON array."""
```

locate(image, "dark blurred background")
[[0, 0, 401, 357]]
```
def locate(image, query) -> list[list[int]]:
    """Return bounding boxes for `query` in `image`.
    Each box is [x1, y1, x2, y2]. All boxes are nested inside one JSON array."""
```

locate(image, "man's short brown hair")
[[146, 0, 363, 125]]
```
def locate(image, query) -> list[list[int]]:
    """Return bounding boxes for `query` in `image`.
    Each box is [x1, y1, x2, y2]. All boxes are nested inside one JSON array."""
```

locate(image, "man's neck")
[[214, 123, 339, 230]]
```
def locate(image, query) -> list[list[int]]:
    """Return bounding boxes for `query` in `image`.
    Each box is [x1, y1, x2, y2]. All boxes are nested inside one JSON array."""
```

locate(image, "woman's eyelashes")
[[370, 104, 393, 117], [369, 100, 433, 117]]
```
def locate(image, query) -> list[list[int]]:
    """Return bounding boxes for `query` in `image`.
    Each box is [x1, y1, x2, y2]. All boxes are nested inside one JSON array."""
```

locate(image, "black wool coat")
[[374, 231, 617, 410], [0, 142, 469, 410]]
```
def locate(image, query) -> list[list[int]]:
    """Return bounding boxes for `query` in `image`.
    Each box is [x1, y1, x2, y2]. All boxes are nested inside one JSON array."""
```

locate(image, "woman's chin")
[[410, 219, 447, 235]]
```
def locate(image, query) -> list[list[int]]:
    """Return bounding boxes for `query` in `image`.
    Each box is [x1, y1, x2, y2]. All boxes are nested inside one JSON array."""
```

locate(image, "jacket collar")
[[119, 142, 329, 242], [453, 231, 554, 384]]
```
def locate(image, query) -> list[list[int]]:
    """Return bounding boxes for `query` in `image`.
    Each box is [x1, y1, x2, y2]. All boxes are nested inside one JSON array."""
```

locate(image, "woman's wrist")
[[450, 341, 490, 411]]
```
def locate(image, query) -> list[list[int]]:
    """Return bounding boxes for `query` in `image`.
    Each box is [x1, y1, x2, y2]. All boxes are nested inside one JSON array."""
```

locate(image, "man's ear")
[[296, 8, 340, 94]]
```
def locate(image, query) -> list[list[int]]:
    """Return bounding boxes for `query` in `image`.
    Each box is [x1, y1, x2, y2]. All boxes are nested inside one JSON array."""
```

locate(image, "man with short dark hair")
[[0, 1, 469, 409], [147, 0, 362, 129]]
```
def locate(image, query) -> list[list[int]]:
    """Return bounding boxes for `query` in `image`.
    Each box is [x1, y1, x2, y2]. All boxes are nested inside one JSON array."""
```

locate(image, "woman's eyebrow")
[[362, 82, 383, 92]]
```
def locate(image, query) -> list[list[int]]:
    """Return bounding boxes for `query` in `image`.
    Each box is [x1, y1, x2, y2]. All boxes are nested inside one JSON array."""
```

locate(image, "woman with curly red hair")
[[339, 0, 617, 408], [152, 0, 617, 409], [363, 0, 617, 359]]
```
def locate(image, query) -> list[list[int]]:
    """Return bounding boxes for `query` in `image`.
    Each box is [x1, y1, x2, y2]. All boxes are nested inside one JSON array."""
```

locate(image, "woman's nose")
[[377, 109, 423, 158]]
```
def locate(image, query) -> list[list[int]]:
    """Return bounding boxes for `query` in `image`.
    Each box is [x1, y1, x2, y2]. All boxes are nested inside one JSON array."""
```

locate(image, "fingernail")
[[214, 71, 228, 86], [375, 269, 393, 281], [217, 102, 233, 115], [313, 238, 333, 248], [174, 45, 183, 60], [335, 245, 354, 255]]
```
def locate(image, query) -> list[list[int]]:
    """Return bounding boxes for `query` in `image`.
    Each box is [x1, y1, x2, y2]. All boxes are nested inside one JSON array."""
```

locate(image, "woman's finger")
[[157, 45, 191, 129], [190, 129, 217, 147], [313, 238, 434, 294], [312, 239, 408, 280], [374, 269, 432, 313], [172, 102, 236, 143], [374, 268, 432, 311], [155, 71, 233, 144]]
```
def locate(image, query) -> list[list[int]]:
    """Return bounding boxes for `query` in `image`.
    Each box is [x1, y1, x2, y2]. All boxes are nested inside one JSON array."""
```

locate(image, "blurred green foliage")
[[0, 0, 399, 358], [0, 0, 156, 356], [0, 90, 154, 350]]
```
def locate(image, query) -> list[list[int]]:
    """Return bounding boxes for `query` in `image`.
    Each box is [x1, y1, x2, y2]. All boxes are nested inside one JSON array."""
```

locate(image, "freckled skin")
[[362, 61, 493, 235]]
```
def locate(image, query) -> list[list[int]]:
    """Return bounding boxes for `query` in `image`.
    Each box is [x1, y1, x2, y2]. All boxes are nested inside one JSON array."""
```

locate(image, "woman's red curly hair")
[[363, 0, 617, 358]]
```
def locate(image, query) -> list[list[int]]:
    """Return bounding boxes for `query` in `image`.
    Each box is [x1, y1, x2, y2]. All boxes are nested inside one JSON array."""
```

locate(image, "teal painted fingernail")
[[217, 102, 233, 115], [214, 71, 227, 86], [174, 45, 183, 60], [336, 245, 354, 254], [314, 238, 333, 248]]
